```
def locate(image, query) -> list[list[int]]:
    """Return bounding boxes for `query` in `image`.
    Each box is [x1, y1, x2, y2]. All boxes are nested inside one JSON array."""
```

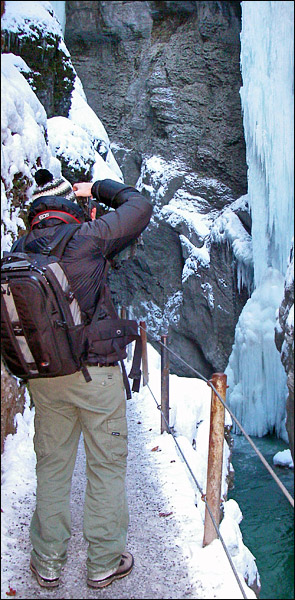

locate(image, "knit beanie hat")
[[29, 169, 85, 227], [32, 169, 77, 203]]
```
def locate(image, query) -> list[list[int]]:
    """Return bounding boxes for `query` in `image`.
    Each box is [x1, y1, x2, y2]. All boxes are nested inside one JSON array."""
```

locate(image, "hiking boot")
[[30, 560, 60, 588], [87, 552, 134, 589]]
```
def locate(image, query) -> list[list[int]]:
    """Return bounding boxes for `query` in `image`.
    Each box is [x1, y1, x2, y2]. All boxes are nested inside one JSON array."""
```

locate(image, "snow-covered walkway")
[[1, 392, 205, 599], [1, 350, 258, 599]]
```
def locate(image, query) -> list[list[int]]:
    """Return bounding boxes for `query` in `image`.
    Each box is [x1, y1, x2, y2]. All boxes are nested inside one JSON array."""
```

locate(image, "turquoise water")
[[229, 434, 294, 600]]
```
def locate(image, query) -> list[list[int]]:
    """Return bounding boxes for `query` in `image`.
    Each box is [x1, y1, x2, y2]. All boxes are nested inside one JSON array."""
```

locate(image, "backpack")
[[1, 224, 142, 399]]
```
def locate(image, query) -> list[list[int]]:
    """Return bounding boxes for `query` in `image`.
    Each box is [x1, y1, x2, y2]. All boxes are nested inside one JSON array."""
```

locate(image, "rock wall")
[[65, 1, 246, 194], [107, 158, 252, 378], [275, 243, 294, 460], [65, 1, 250, 378], [1, 361, 27, 453]]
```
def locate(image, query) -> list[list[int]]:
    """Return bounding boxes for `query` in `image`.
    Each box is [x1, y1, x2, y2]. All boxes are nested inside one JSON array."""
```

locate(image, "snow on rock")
[[69, 75, 123, 182], [211, 197, 254, 294], [1, 53, 52, 253], [47, 115, 96, 180], [273, 449, 294, 469], [2, 1, 64, 39]]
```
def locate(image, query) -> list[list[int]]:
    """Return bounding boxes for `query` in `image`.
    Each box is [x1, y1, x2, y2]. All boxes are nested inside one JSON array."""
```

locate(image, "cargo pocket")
[[107, 417, 128, 461]]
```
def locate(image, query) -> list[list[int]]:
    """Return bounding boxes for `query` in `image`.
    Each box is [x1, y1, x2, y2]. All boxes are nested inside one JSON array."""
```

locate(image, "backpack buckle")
[[41, 246, 52, 256], [55, 320, 67, 329]]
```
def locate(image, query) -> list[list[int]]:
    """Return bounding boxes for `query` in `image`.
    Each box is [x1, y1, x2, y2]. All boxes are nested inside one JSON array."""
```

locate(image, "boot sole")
[[30, 561, 60, 588]]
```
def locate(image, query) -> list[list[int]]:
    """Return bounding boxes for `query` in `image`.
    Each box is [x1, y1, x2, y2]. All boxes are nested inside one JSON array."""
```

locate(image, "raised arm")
[[74, 179, 153, 259]]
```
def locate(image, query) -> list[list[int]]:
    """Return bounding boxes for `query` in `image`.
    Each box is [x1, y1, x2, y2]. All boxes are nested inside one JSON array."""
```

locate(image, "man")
[[14, 172, 153, 589]]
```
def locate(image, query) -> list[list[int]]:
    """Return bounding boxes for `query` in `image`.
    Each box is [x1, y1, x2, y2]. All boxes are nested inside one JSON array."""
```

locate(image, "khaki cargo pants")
[[28, 365, 129, 581]]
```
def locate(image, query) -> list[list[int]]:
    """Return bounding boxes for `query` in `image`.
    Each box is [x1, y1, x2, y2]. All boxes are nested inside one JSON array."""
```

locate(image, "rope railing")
[[132, 320, 294, 598], [139, 323, 294, 508]]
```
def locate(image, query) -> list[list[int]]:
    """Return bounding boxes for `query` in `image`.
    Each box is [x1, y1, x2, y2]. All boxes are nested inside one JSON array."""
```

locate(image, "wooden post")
[[203, 372, 227, 547], [160, 335, 169, 434], [140, 321, 149, 386]]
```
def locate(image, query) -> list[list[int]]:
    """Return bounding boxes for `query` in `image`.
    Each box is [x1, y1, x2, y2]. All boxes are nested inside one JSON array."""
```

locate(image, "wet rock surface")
[[65, 1, 246, 195]]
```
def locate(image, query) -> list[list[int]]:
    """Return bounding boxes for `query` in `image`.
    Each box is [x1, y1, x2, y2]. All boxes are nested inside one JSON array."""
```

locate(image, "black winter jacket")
[[16, 178, 153, 323]]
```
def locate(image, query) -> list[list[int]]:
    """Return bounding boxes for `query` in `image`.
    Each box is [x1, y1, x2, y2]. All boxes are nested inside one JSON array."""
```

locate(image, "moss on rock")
[[2, 28, 75, 118]]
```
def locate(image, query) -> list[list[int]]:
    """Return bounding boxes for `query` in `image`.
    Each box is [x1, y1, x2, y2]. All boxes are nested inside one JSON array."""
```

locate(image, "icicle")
[[226, 1, 294, 439], [240, 0, 294, 286]]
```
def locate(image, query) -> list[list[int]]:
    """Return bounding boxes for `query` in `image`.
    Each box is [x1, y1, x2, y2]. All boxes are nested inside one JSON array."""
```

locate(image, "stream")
[[228, 434, 294, 600]]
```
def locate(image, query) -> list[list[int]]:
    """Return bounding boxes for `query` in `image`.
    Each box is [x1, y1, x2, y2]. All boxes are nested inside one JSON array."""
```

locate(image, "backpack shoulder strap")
[[40, 224, 81, 258]]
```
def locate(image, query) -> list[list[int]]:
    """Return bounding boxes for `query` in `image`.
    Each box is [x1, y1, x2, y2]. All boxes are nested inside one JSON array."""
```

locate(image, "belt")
[[86, 361, 119, 367]]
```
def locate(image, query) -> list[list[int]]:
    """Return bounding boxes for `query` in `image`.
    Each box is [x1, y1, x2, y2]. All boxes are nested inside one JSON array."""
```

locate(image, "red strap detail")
[[31, 210, 82, 229]]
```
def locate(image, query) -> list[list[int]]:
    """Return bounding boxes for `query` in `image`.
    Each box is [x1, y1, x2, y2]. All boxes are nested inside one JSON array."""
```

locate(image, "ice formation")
[[226, 1, 294, 440], [226, 268, 288, 440], [240, 1, 294, 287]]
